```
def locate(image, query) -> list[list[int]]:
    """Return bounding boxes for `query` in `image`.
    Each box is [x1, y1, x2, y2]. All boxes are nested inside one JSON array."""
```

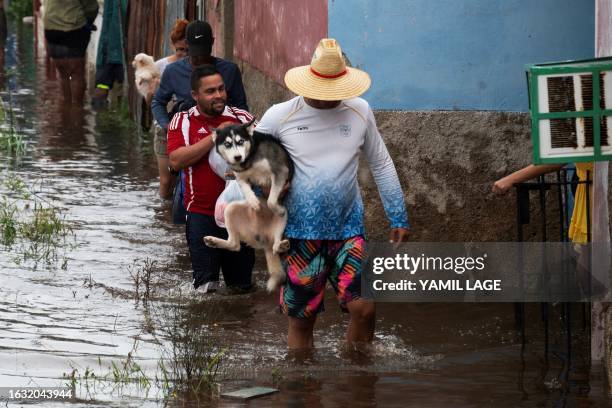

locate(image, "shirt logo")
[[297, 126, 309, 131], [339, 124, 351, 137], [198, 127, 208, 134]]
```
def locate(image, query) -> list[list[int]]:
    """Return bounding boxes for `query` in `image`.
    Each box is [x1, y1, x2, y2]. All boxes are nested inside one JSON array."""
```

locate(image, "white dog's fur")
[[132, 53, 160, 98]]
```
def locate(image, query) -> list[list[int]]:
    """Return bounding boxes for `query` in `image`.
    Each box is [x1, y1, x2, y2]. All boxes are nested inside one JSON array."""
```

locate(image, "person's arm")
[[167, 113, 214, 170], [362, 105, 410, 242], [151, 69, 175, 129], [145, 77, 160, 106], [492, 164, 565, 194], [169, 138, 214, 170]]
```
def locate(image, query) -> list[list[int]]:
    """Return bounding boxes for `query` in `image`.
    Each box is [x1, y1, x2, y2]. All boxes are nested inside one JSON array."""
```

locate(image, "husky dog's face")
[[213, 122, 253, 166]]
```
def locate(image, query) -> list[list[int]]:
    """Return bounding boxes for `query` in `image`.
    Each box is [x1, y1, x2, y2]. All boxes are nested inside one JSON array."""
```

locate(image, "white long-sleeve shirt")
[[256, 96, 409, 240]]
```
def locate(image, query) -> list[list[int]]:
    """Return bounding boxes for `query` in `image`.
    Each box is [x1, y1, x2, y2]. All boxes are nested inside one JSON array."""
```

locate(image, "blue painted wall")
[[329, 0, 594, 111]]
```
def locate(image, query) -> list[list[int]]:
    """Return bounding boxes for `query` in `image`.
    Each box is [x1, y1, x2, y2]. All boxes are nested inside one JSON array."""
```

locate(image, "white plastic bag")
[[214, 180, 245, 228], [208, 148, 229, 179]]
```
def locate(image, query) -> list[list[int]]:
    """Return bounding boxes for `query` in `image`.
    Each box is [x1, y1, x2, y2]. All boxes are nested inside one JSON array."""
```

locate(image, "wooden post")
[[594, 0, 612, 369]]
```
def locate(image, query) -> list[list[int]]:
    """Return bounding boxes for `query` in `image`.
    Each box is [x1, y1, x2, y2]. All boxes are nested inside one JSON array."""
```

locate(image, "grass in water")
[[0, 174, 74, 267], [0, 88, 27, 157], [61, 298, 228, 404]]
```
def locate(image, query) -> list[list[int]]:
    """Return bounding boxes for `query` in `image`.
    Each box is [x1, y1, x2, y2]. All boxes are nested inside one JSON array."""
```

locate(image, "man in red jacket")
[[167, 65, 254, 293]]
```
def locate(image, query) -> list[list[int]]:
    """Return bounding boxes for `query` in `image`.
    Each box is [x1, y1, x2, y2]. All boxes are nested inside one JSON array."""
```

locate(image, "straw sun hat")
[[284, 38, 371, 101]]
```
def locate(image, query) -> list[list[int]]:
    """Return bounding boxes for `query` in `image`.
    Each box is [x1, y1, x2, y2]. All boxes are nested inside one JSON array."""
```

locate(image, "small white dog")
[[132, 53, 160, 98]]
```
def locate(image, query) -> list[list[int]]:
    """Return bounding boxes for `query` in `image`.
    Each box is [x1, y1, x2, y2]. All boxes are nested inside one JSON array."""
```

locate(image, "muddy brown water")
[[0, 26, 611, 407]]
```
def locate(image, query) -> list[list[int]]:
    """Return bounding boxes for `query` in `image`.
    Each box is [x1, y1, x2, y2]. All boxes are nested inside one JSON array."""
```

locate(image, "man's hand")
[[389, 228, 410, 246]]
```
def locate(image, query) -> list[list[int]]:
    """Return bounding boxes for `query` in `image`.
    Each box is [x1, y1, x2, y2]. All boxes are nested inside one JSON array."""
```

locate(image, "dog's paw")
[[273, 239, 290, 254], [267, 272, 287, 292], [268, 202, 286, 217], [247, 197, 261, 211], [203, 236, 219, 248], [266, 277, 281, 292]]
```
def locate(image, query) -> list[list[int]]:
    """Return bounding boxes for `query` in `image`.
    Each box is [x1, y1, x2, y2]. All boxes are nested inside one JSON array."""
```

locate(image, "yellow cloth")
[[568, 162, 593, 244]]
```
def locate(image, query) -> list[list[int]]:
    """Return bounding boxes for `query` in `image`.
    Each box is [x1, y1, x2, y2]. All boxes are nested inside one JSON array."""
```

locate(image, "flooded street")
[[1, 26, 611, 407]]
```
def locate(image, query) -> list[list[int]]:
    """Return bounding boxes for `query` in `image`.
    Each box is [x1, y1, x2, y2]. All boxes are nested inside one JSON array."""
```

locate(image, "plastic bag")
[[214, 180, 245, 228], [209, 148, 229, 179]]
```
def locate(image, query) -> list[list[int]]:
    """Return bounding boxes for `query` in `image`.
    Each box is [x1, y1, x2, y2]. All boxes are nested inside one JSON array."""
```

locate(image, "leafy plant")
[[8, 0, 33, 21], [0, 90, 26, 157], [0, 174, 74, 266], [0, 197, 17, 246]]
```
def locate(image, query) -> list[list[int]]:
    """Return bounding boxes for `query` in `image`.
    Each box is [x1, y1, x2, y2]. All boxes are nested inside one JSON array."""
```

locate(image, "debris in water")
[[221, 386, 278, 400]]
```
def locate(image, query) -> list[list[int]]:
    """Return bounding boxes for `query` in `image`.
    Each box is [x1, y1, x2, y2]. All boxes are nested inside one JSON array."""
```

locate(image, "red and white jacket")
[[167, 105, 254, 216]]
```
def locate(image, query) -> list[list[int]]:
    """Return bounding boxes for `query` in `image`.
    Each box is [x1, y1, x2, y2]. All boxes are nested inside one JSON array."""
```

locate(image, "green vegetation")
[[61, 297, 228, 404], [0, 197, 17, 246], [0, 90, 26, 157], [63, 341, 152, 401], [154, 298, 227, 402], [0, 174, 74, 267], [96, 99, 137, 134], [8, 0, 33, 21], [127, 257, 158, 305]]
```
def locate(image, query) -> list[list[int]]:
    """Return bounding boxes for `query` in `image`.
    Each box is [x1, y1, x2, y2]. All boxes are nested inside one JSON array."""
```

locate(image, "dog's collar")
[[229, 162, 249, 173]]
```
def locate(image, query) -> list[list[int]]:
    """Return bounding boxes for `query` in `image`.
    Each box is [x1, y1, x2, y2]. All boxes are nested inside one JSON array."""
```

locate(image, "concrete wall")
[[361, 110, 537, 241], [234, 0, 327, 86], [206, 0, 232, 59], [328, 0, 595, 111]]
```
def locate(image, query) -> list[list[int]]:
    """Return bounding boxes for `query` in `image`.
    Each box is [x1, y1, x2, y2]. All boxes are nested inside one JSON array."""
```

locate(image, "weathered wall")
[[205, 0, 233, 60], [125, 0, 166, 127], [238, 60, 293, 119], [234, 0, 327, 87], [161, 0, 189, 57], [328, 0, 595, 111], [362, 111, 534, 241]]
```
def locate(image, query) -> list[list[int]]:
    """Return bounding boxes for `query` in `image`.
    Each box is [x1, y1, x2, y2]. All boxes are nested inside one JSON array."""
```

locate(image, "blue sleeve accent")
[[151, 67, 174, 129]]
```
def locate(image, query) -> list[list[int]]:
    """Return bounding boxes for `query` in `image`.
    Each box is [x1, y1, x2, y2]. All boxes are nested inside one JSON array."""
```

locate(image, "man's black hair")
[[191, 64, 221, 92]]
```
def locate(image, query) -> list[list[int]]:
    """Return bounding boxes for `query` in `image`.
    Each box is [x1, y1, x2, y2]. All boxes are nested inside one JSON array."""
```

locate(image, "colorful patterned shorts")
[[280, 235, 365, 319]]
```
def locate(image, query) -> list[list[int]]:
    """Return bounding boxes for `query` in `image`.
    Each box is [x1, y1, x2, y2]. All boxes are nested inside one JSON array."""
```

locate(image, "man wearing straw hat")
[[256, 38, 410, 348]]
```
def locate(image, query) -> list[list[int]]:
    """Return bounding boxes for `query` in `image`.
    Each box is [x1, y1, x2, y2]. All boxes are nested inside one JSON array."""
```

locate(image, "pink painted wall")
[[234, 0, 327, 86], [206, 0, 226, 58]]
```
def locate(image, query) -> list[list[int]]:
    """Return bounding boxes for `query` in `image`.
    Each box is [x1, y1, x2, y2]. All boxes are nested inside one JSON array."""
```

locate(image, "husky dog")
[[131, 53, 160, 98], [204, 120, 294, 291]]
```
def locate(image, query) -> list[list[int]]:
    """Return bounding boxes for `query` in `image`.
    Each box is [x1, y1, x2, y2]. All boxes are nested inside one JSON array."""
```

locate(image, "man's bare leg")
[[67, 58, 86, 105], [287, 315, 316, 349], [157, 155, 174, 199], [53, 59, 72, 104], [346, 299, 376, 343]]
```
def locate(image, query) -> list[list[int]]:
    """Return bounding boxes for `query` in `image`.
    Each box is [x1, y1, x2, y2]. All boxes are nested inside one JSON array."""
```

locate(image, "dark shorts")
[[153, 125, 168, 157], [44, 26, 91, 59], [185, 212, 255, 289], [280, 236, 365, 318], [95, 63, 124, 90]]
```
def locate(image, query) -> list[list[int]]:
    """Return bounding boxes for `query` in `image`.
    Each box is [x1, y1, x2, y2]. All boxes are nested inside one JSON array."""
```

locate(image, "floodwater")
[[1, 25, 611, 408]]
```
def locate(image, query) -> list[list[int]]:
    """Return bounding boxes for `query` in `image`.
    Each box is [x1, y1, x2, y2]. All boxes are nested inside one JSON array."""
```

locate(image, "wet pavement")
[[0, 25, 611, 407]]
